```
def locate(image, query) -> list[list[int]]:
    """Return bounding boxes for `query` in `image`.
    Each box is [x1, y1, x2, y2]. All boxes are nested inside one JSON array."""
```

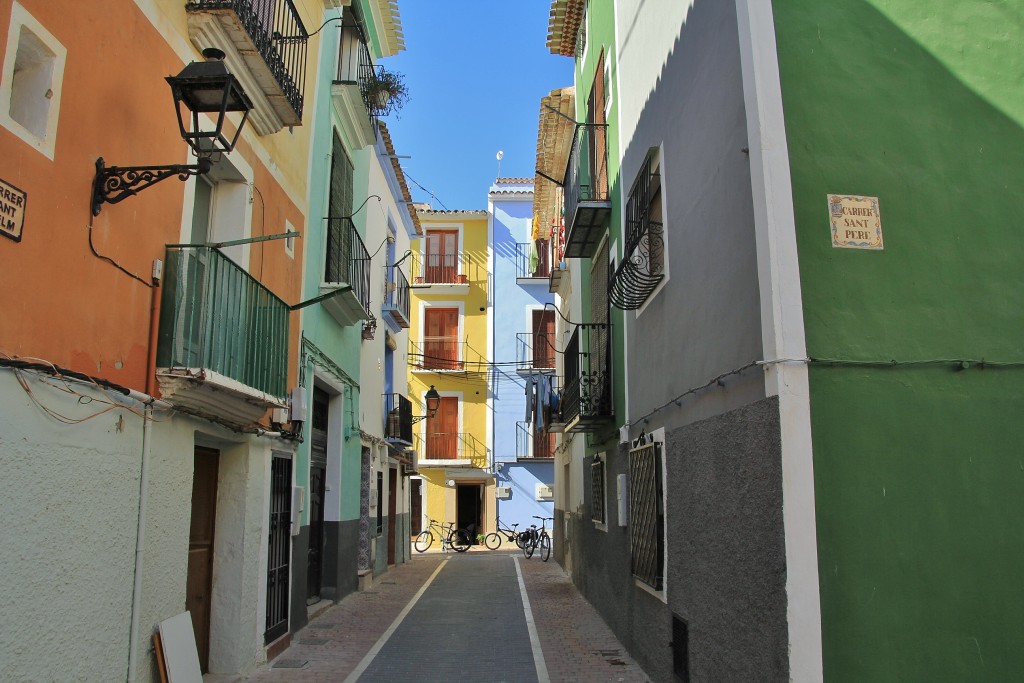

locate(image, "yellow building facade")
[[408, 209, 494, 540]]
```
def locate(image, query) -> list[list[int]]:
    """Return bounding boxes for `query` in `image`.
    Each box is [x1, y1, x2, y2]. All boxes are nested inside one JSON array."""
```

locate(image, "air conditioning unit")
[[495, 486, 512, 499], [535, 483, 553, 500]]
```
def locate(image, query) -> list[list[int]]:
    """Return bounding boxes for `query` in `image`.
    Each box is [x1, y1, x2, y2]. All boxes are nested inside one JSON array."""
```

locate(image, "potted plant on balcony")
[[366, 67, 409, 117]]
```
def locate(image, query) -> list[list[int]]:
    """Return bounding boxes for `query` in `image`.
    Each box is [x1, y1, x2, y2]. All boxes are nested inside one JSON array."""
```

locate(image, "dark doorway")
[[265, 455, 292, 644], [387, 468, 398, 564], [308, 387, 329, 604], [187, 447, 218, 673], [410, 479, 422, 535], [456, 483, 482, 538]]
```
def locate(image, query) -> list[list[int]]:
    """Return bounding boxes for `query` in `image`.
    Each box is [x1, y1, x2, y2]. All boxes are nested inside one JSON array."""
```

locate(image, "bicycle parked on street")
[[522, 516, 552, 561], [483, 518, 529, 550], [414, 518, 472, 553]]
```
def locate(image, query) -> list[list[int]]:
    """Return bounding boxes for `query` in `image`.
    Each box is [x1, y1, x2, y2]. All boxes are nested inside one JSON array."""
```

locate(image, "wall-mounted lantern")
[[411, 385, 441, 423], [92, 48, 253, 216]]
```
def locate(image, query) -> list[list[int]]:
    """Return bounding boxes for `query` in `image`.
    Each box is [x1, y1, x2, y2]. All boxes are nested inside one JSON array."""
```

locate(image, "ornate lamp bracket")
[[92, 157, 212, 216]]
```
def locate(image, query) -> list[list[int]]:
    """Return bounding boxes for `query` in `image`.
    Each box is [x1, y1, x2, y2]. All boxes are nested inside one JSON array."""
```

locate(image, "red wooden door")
[[426, 396, 458, 459], [186, 447, 218, 673], [532, 310, 555, 369], [425, 231, 458, 283], [424, 308, 460, 369], [387, 468, 397, 564]]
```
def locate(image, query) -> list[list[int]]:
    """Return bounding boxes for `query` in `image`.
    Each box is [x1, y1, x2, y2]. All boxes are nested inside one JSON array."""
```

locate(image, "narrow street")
[[243, 552, 650, 683]]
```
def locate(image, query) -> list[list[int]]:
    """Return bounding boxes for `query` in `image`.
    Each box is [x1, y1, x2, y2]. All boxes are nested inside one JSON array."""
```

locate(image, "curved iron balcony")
[[609, 220, 664, 310]]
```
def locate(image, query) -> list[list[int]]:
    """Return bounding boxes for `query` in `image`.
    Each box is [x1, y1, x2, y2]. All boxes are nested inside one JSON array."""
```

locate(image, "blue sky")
[[380, 3, 574, 211]]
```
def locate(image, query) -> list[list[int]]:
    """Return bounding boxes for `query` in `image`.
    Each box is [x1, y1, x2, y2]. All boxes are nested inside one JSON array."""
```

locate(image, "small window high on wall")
[[0, 3, 66, 159]]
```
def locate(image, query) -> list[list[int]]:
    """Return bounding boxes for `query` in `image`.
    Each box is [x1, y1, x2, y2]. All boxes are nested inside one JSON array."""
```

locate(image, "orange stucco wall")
[[0, 0, 306, 395]]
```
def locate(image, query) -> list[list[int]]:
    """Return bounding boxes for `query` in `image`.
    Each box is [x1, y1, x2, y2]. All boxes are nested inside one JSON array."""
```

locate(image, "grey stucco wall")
[[665, 396, 788, 681], [289, 526, 311, 634], [567, 397, 787, 681], [323, 519, 360, 602], [575, 434, 673, 682], [620, 0, 764, 431]]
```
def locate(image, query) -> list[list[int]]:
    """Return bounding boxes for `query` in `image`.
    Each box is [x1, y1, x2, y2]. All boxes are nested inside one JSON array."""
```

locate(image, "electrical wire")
[[403, 172, 449, 211], [625, 354, 1024, 430], [0, 354, 172, 424], [87, 221, 152, 288]]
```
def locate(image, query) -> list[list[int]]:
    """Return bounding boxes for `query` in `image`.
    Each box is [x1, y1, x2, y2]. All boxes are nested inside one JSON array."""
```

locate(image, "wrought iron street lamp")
[[410, 385, 441, 423], [92, 48, 253, 216]]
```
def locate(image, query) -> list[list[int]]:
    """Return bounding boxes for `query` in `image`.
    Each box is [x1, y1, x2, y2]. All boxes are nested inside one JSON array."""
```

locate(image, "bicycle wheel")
[[524, 533, 535, 559], [414, 531, 433, 553], [484, 532, 502, 550], [539, 533, 551, 562], [450, 528, 471, 553], [515, 531, 529, 550]]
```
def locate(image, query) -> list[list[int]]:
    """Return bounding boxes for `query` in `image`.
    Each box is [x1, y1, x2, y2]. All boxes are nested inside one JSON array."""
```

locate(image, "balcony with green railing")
[[157, 246, 289, 427]]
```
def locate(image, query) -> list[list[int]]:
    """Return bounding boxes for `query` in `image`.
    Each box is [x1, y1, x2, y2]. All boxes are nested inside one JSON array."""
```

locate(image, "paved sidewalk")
[[243, 549, 650, 683]]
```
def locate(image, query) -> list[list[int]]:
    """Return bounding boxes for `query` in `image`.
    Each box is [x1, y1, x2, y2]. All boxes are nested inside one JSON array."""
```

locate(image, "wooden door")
[[424, 308, 460, 369], [532, 310, 555, 369], [425, 230, 458, 283], [186, 447, 219, 673], [410, 479, 422, 535], [387, 468, 397, 564], [426, 396, 458, 459], [587, 50, 608, 200], [307, 388, 328, 603]]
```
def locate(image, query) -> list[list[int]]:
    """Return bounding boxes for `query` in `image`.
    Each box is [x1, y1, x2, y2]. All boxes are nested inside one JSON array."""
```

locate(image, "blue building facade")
[[488, 179, 556, 537]]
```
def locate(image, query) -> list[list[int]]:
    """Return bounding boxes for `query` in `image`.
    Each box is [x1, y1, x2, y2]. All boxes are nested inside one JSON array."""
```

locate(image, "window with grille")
[[591, 458, 605, 523], [629, 441, 664, 590]]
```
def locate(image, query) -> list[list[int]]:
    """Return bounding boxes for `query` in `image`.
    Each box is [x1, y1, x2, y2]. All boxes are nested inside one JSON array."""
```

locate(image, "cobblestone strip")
[[518, 558, 652, 683], [244, 556, 445, 682]]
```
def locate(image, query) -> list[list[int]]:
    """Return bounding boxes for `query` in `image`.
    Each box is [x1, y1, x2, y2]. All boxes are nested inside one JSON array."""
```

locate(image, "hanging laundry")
[[524, 374, 536, 424]]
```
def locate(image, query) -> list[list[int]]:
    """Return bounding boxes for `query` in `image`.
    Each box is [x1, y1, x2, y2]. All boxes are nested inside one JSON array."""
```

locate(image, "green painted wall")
[[774, 1, 1024, 678], [301, 3, 378, 525], [574, 0, 626, 444]]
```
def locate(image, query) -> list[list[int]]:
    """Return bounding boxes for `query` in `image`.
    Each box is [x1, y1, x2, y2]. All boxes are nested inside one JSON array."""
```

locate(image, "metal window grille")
[[629, 442, 664, 590], [376, 471, 384, 535], [265, 456, 292, 642], [591, 459, 605, 523]]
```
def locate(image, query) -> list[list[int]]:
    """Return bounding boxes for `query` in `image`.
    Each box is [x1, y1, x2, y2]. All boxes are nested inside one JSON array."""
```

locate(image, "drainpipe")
[[128, 261, 162, 683], [127, 406, 153, 683]]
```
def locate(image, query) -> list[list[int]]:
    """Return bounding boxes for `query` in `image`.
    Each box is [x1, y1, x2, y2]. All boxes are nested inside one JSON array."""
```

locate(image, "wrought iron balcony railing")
[[382, 264, 410, 328], [610, 153, 665, 309], [323, 217, 371, 325], [516, 421, 556, 459], [515, 242, 551, 279], [561, 323, 612, 431], [383, 393, 413, 445], [158, 246, 289, 400], [516, 332, 556, 372], [414, 431, 488, 463], [409, 337, 466, 371], [185, 0, 307, 124], [337, 24, 378, 114], [562, 123, 611, 259], [409, 250, 470, 286]]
